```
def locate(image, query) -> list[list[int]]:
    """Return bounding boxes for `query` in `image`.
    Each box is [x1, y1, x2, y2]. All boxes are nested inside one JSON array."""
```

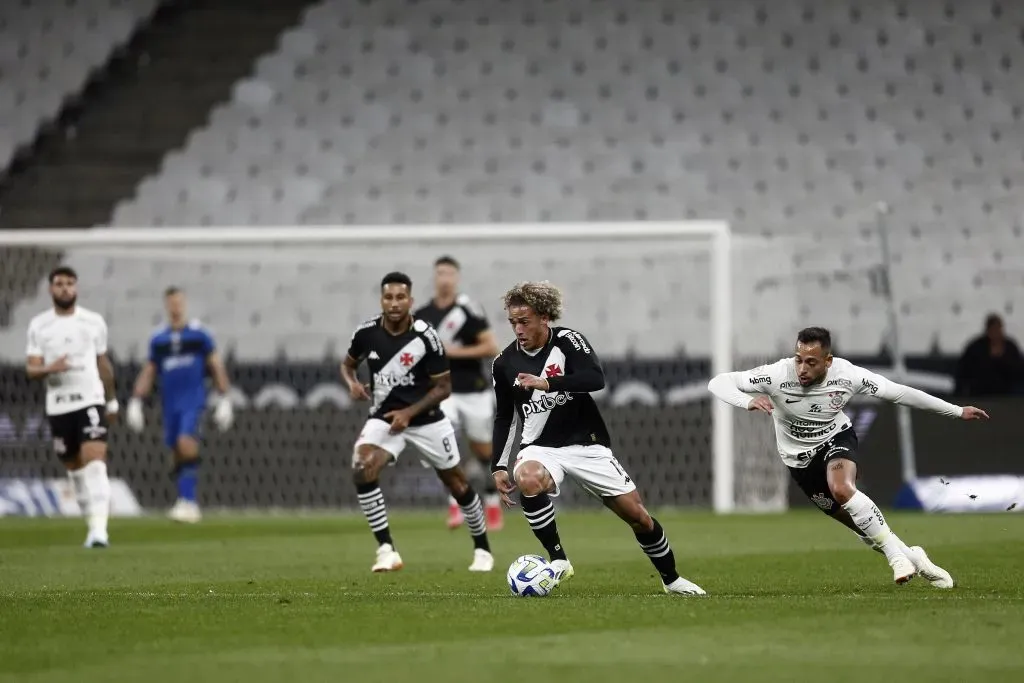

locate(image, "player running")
[[414, 256, 503, 531], [491, 281, 705, 595], [708, 326, 989, 587], [126, 287, 234, 523], [342, 271, 494, 573], [25, 266, 119, 548]]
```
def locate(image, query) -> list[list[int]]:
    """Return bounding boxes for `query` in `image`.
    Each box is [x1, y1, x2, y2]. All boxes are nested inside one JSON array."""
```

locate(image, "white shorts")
[[440, 391, 494, 444], [354, 417, 461, 470], [512, 444, 637, 498]]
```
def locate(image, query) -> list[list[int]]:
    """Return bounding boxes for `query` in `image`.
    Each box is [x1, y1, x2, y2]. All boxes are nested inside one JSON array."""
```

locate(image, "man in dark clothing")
[[955, 314, 1024, 396]]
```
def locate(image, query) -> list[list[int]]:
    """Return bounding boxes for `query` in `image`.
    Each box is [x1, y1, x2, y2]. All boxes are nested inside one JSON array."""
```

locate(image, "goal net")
[[0, 223, 798, 513]]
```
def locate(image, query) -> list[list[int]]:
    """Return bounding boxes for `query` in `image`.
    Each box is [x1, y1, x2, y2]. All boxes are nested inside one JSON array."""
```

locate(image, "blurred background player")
[[491, 281, 705, 595], [414, 256, 502, 531], [708, 326, 988, 587], [126, 287, 234, 523], [25, 266, 119, 548], [342, 272, 494, 573]]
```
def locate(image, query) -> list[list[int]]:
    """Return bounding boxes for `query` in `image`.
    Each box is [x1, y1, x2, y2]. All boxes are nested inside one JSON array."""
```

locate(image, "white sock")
[[68, 468, 89, 516], [448, 495, 458, 507], [842, 491, 904, 562], [80, 460, 111, 538]]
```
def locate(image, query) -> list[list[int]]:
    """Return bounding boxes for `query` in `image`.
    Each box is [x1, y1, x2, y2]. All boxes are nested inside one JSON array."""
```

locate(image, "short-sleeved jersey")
[[26, 307, 108, 416], [414, 294, 490, 394], [149, 321, 215, 412], [346, 316, 449, 426], [491, 327, 611, 472], [718, 357, 958, 467]]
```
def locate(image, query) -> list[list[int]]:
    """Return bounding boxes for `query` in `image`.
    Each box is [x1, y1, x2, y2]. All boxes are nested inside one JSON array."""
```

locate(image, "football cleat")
[[890, 553, 916, 585], [167, 499, 202, 524], [371, 543, 404, 573], [906, 545, 955, 589], [549, 559, 575, 585], [663, 576, 707, 596], [83, 531, 108, 549], [469, 548, 495, 572]]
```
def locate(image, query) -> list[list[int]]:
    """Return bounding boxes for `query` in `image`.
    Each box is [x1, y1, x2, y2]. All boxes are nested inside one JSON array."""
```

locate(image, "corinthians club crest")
[[828, 391, 845, 409]]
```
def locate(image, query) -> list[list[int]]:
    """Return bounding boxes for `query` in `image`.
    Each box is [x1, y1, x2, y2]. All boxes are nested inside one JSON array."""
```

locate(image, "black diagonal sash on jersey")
[[520, 345, 567, 444], [435, 306, 467, 345], [371, 336, 428, 414]]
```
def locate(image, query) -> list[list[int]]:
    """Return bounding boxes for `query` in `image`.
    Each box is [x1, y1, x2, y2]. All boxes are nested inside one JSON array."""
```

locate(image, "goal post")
[[0, 222, 790, 514]]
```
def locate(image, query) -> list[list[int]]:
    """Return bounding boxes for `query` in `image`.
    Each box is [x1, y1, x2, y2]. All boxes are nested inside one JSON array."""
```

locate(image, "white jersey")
[[26, 307, 109, 416], [708, 357, 963, 468]]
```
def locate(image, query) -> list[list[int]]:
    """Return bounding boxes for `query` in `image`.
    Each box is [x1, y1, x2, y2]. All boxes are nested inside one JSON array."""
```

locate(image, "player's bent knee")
[[175, 436, 199, 459], [514, 462, 551, 497], [828, 480, 857, 505]]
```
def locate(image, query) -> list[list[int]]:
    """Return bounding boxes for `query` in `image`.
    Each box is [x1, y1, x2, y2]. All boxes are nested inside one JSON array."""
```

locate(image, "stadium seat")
[[0, 0, 161, 171]]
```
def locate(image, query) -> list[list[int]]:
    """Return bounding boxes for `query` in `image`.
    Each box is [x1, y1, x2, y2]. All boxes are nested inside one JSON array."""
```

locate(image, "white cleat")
[[371, 543, 404, 573], [549, 559, 575, 585], [468, 548, 494, 572], [167, 499, 202, 524], [906, 545, 955, 589], [663, 576, 707, 596], [890, 553, 916, 585], [83, 531, 108, 549]]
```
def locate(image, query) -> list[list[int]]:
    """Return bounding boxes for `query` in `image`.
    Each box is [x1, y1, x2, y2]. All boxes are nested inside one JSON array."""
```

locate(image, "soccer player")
[[491, 281, 705, 595], [25, 266, 119, 548], [125, 287, 233, 523], [342, 271, 494, 573], [708, 326, 989, 587], [414, 256, 503, 531]]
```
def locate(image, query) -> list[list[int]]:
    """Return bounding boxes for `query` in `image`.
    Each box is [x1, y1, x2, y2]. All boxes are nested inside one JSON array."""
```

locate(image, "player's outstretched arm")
[[708, 372, 762, 410], [858, 368, 989, 420]]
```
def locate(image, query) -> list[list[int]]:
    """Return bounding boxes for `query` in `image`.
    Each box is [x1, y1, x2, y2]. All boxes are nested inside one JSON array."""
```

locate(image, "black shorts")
[[48, 405, 109, 461], [787, 427, 859, 515]]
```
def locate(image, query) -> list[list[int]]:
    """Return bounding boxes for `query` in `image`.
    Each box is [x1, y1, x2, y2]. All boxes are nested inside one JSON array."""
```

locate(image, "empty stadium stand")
[[2, 0, 1023, 361]]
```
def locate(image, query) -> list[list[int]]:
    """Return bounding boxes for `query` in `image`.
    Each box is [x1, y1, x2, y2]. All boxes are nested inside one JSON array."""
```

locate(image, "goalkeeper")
[[127, 287, 234, 523]]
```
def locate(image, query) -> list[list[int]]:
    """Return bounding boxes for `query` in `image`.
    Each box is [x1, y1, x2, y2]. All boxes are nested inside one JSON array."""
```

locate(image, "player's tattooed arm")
[[405, 371, 452, 417], [97, 353, 120, 420], [341, 354, 370, 401], [385, 372, 451, 432]]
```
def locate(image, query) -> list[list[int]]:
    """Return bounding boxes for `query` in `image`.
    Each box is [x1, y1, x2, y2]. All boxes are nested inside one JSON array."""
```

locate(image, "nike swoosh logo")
[[785, 398, 800, 403]]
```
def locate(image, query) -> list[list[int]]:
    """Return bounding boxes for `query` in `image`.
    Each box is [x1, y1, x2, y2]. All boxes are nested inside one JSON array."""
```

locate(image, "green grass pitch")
[[1, 510, 1022, 683]]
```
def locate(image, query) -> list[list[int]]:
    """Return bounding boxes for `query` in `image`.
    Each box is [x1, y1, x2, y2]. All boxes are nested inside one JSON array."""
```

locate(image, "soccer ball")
[[507, 554, 557, 597]]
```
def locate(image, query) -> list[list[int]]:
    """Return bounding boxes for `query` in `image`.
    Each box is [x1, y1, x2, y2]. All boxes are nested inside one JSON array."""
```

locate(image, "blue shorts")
[[163, 406, 203, 447]]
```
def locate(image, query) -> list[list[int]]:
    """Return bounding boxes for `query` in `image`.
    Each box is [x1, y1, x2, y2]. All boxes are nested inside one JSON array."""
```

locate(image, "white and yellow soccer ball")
[[507, 554, 557, 597]]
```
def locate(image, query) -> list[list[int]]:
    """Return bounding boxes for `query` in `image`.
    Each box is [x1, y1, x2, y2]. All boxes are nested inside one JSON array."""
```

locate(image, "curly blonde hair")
[[503, 281, 564, 321]]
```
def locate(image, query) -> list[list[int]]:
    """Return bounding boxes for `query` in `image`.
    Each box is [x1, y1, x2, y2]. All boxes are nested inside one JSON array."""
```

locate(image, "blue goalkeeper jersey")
[[149, 321, 215, 412]]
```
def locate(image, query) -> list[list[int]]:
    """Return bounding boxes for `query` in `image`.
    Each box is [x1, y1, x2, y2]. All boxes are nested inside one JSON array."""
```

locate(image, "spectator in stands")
[[954, 314, 1024, 396]]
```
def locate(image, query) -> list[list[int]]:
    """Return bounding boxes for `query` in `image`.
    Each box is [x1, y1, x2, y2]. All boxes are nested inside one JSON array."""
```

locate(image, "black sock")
[[520, 492, 567, 561], [635, 517, 679, 584], [356, 481, 393, 548], [454, 488, 490, 552]]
